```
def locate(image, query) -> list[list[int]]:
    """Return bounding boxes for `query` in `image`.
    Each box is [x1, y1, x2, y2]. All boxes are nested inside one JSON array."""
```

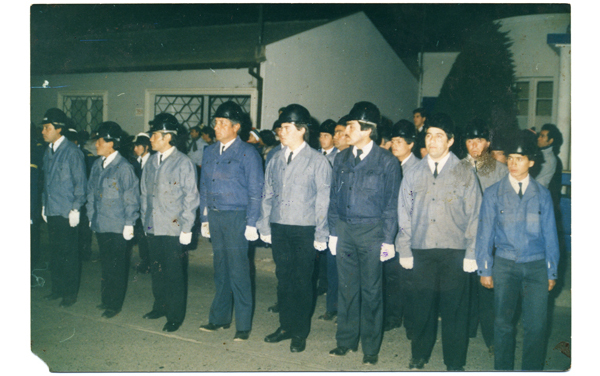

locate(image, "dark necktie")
[[102, 157, 106, 169], [355, 149, 363, 165], [159, 154, 163, 165], [323, 151, 327, 156], [49, 145, 54, 156], [221, 145, 225, 155], [192, 141, 198, 152], [518, 182, 523, 199], [287, 151, 293, 165], [433, 162, 439, 178]]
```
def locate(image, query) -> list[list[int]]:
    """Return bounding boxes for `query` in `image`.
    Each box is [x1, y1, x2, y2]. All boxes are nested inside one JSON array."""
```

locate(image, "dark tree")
[[434, 21, 519, 157]]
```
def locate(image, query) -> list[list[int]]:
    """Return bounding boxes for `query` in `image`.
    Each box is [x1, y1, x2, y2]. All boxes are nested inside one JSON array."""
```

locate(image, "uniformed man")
[[87, 122, 140, 318], [131, 132, 152, 273], [328, 102, 402, 365], [333, 115, 350, 151], [413, 107, 427, 133], [140, 113, 200, 332], [397, 113, 482, 371], [198, 101, 264, 341], [257, 104, 331, 353], [40, 108, 87, 307]]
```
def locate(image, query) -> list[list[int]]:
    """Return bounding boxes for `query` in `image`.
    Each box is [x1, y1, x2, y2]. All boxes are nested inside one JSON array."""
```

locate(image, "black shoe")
[[267, 302, 279, 313], [264, 328, 292, 343], [143, 310, 166, 319], [447, 365, 465, 371], [329, 346, 357, 356], [102, 309, 120, 318], [233, 330, 250, 341], [290, 336, 306, 353], [59, 297, 77, 307], [318, 311, 337, 321], [44, 293, 61, 301], [96, 303, 108, 310], [199, 323, 231, 332], [163, 321, 181, 332], [409, 358, 427, 370], [363, 354, 378, 365], [384, 320, 401, 332]]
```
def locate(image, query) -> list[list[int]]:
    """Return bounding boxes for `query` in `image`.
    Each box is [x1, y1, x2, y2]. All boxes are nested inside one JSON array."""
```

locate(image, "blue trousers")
[[97, 232, 129, 311], [207, 210, 252, 331], [326, 247, 338, 313], [493, 256, 549, 371], [47, 216, 80, 300]]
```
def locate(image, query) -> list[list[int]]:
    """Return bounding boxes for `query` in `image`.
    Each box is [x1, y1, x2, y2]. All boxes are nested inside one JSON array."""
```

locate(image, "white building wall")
[[261, 12, 418, 128], [31, 68, 256, 135], [419, 52, 460, 98]]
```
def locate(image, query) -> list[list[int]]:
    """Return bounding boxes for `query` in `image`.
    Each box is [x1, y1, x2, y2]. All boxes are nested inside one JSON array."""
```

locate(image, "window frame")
[[57, 90, 109, 133], [515, 77, 556, 130]]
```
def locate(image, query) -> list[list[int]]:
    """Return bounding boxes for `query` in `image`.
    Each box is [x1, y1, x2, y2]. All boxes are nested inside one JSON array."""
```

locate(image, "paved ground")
[[26, 232, 572, 373]]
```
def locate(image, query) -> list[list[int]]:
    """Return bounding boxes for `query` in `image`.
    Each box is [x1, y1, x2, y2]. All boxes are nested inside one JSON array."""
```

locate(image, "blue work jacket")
[[199, 137, 264, 227], [257, 144, 332, 242], [329, 145, 401, 245], [475, 175, 559, 279], [86, 152, 140, 234]]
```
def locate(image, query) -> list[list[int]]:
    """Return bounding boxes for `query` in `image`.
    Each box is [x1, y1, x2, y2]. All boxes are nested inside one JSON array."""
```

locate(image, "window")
[[536, 81, 554, 116], [60, 93, 107, 133], [515, 78, 555, 130], [154, 95, 204, 129], [516, 82, 529, 116]]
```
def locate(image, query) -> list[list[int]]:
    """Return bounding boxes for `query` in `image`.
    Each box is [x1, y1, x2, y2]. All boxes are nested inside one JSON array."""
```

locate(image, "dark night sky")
[[31, 3, 571, 59]]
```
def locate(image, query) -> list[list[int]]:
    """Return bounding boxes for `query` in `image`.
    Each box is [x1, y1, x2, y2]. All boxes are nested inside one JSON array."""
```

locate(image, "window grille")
[[62, 95, 104, 133], [154, 95, 204, 129]]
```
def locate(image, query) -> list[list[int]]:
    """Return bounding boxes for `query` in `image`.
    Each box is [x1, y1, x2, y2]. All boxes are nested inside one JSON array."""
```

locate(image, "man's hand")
[[179, 231, 192, 245], [41, 206, 47, 223], [380, 243, 395, 262], [200, 222, 210, 238], [314, 241, 327, 251], [400, 257, 414, 269], [123, 225, 134, 241], [244, 226, 259, 241], [480, 276, 494, 289], [463, 258, 478, 273], [548, 279, 556, 291], [328, 236, 338, 255], [69, 210, 80, 227]]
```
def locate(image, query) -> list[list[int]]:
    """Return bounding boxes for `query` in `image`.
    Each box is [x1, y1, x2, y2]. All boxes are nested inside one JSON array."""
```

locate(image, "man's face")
[[133, 144, 147, 157], [42, 123, 62, 144], [537, 130, 553, 148], [465, 138, 490, 160], [319, 132, 334, 150], [507, 153, 534, 181], [150, 131, 171, 153], [95, 137, 114, 158], [214, 117, 239, 144], [413, 113, 425, 129], [274, 127, 282, 139], [345, 120, 371, 147], [425, 127, 453, 161], [201, 133, 212, 143], [279, 122, 305, 148], [380, 139, 392, 150], [190, 129, 199, 140], [391, 137, 414, 161], [491, 150, 507, 164], [333, 125, 348, 150]]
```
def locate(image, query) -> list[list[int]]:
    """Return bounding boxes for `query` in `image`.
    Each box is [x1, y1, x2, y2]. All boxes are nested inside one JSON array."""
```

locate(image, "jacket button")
[[349, 187, 352, 191], [347, 205, 350, 209]]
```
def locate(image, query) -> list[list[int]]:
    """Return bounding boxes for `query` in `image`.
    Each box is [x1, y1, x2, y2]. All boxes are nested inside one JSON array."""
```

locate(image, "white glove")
[[260, 233, 272, 244], [41, 206, 47, 223], [400, 257, 414, 269], [89, 221, 92, 228], [463, 258, 478, 273], [314, 241, 327, 251], [328, 236, 338, 256], [123, 225, 134, 241], [380, 243, 395, 262], [179, 231, 192, 245], [244, 226, 259, 241], [68, 209, 80, 227], [200, 222, 210, 238]]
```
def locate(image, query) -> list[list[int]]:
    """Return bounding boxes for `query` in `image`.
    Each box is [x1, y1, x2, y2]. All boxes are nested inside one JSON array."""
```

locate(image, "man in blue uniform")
[[328, 102, 402, 365], [198, 101, 264, 341], [41, 108, 87, 307], [140, 113, 200, 332]]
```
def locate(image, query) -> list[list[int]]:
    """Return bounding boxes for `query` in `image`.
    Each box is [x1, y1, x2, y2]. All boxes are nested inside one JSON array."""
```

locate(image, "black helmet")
[[464, 118, 490, 141], [278, 104, 311, 125], [347, 101, 380, 127], [504, 129, 538, 159], [390, 119, 417, 144], [94, 121, 123, 144], [336, 115, 350, 127], [149, 113, 179, 134], [41, 108, 68, 128], [133, 132, 151, 147], [424, 113, 455, 139], [214, 101, 244, 124], [319, 119, 336, 136]]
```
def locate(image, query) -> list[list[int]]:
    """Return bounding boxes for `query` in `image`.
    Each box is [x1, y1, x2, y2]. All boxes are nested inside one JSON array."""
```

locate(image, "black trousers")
[[383, 252, 402, 326], [97, 232, 130, 311], [147, 235, 188, 324], [271, 223, 316, 339], [47, 216, 80, 299], [411, 248, 470, 368], [335, 220, 384, 356], [468, 272, 495, 348], [133, 218, 149, 268]]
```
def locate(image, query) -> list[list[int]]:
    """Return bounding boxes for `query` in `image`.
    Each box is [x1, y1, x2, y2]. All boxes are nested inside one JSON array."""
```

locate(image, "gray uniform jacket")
[[396, 152, 482, 260], [140, 148, 200, 236], [187, 137, 209, 166], [319, 147, 338, 167], [401, 152, 419, 173], [86, 152, 140, 234], [535, 147, 557, 188], [465, 153, 508, 193], [257, 144, 332, 243], [42, 138, 87, 218]]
